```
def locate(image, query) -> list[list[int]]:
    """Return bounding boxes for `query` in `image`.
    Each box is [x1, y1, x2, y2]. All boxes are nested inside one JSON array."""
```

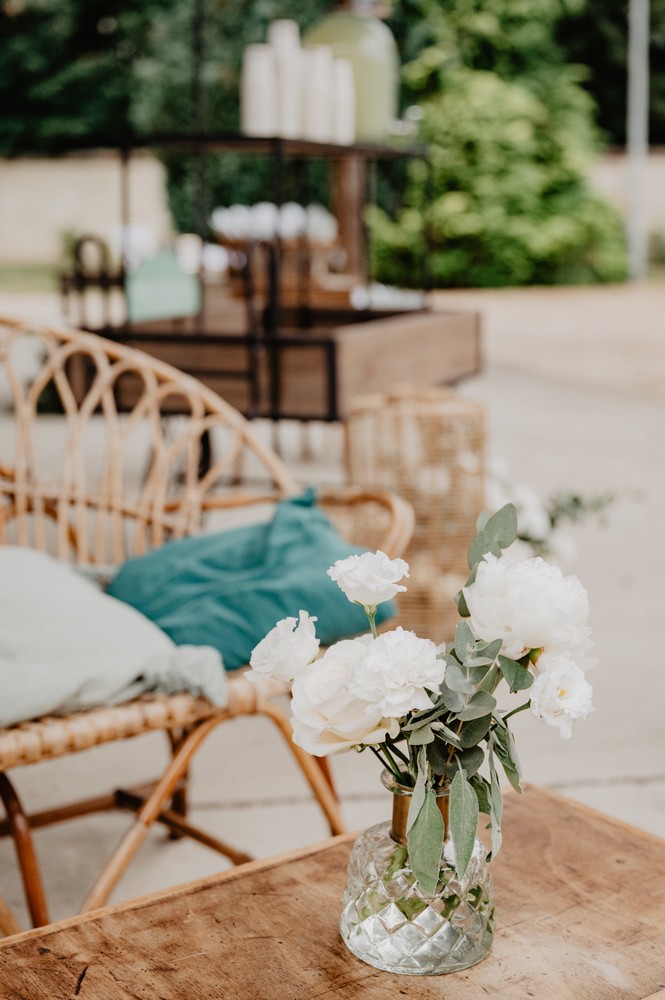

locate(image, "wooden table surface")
[[1, 786, 665, 999]]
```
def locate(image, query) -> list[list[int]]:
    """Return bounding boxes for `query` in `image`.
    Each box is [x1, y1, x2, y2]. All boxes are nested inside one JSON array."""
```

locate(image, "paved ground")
[[1, 282, 664, 928]]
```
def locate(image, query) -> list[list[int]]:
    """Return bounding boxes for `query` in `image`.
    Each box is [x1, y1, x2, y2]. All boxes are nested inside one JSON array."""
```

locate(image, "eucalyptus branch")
[[501, 700, 531, 724]]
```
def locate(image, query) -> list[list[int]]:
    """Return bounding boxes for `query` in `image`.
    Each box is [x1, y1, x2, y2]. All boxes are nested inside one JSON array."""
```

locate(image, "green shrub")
[[370, 1, 627, 287]]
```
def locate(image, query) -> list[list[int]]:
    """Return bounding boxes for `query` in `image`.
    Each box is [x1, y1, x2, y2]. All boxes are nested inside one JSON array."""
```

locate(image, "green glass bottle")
[[303, 2, 399, 142]]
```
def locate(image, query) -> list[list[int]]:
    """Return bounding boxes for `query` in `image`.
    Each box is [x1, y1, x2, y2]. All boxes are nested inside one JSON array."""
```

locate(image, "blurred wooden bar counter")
[[2, 787, 663, 999]]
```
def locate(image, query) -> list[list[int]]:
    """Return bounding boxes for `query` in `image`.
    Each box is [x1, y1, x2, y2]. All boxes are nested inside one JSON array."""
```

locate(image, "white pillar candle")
[[269, 20, 303, 139], [268, 18, 300, 50], [241, 43, 278, 137], [332, 58, 356, 145], [302, 45, 334, 143]]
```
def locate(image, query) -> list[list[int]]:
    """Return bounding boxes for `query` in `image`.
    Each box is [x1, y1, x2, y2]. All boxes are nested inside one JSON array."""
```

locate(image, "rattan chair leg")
[[315, 757, 337, 796], [0, 895, 21, 937], [257, 703, 345, 836], [167, 728, 191, 839], [0, 773, 50, 928], [81, 712, 231, 913], [82, 704, 344, 913]]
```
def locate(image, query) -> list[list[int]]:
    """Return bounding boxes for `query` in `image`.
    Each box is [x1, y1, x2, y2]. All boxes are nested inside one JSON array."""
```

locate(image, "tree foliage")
[[369, 0, 627, 287], [0, 0, 161, 153]]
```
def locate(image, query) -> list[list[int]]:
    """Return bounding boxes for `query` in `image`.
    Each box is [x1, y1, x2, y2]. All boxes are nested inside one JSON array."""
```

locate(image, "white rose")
[[529, 651, 594, 739], [348, 627, 445, 718], [327, 550, 409, 608], [249, 610, 319, 683], [463, 553, 593, 662], [291, 636, 398, 755]]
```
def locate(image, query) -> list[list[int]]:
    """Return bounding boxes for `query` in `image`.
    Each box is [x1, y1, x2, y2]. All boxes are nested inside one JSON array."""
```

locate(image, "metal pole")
[[626, 0, 650, 281], [194, 0, 206, 322]]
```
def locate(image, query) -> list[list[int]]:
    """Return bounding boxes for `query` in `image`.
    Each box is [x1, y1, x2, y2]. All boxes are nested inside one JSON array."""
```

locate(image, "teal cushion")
[[108, 490, 394, 671]]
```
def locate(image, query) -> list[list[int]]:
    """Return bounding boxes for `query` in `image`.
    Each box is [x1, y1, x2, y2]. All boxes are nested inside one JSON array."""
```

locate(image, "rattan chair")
[[0, 316, 414, 933]]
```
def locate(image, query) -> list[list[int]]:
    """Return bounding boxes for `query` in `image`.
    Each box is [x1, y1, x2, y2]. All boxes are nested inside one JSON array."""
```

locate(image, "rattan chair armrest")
[[316, 485, 415, 559]]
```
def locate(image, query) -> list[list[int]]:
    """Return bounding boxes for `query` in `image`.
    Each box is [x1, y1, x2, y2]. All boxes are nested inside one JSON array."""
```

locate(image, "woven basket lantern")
[[345, 386, 486, 644]]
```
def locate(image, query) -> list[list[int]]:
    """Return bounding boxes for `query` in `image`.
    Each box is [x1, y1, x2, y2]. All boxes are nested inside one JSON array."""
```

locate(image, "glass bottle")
[[303, 1, 398, 142]]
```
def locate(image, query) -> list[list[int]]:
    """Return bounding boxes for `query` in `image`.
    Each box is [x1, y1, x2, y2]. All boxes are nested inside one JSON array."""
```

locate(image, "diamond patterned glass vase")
[[339, 773, 494, 975]]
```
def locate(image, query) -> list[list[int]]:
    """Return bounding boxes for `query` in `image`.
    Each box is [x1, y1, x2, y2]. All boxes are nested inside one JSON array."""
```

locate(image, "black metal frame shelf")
[[59, 131, 432, 425]]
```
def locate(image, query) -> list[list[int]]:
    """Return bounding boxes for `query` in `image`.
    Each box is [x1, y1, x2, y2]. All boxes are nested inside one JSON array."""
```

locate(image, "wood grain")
[[1, 787, 664, 999]]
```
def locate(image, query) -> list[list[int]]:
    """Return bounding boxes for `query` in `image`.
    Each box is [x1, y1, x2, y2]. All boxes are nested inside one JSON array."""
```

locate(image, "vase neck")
[[389, 786, 450, 846]]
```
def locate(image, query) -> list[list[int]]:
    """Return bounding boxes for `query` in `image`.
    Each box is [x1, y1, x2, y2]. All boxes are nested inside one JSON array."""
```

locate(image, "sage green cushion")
[[108, 490, 394, 671]]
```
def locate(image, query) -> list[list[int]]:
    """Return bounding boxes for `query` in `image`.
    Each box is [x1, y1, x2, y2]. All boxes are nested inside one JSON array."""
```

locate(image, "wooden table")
[[2, 787, 665, 999]]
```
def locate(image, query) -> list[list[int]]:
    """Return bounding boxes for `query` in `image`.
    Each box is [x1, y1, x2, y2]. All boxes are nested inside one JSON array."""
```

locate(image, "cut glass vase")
[[339, 773, 494, 975]]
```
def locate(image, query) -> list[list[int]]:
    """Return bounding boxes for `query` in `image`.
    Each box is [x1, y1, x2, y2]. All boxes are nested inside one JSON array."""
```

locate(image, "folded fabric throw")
[[0, 547, 228, 728]]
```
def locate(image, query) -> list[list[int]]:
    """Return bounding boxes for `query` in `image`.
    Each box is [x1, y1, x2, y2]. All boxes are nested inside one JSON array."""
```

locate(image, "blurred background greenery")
[[2, 0, 660, 287]]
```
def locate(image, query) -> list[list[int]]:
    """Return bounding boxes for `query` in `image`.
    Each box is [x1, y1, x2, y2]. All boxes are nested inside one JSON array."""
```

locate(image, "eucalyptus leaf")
[[440, 683, 466, 714], [430, 723, 463, 746], [449, 770, 479, 879], [475, 511, 491, 532], [474, 638, 503, 662], [469, 774, 492, 815], [406, 748, 428, 835], [402, 697, 447, 731], [386, 845, 408, 878], [427, 739, 450, 775], [446, 745, 485, 779], [488, 741, 503, 860], [477, 664, 501, 694], [495, 750, 522, 793], [407, 788, 445, 895], [454, 620, 476, 663], [409, 723, 435, 747], [467, 665, 491, 685], [444, 662, 476, 694], [498, 655, 534, 693], [492, 724, 523, 792], [490, 503, 518, 546], [468, 504, 518, 570], [464, 655, 493, 668], [458, 713, 493, 748], [456, 691, 497, 721], [456, 587, 470, 617]]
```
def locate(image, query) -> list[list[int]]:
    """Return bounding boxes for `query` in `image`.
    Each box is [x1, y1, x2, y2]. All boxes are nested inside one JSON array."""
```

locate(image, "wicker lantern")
[[345, 386, 486, 644]]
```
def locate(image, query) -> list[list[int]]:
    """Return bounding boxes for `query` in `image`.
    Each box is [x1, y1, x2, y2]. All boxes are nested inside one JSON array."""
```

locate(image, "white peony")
[[327, 550, 409, 608], [347, 627, 446, 718], [249, 610, 319, 683], [529, 651, 594, 739], [290, 636, 399, 755], [463, 553, 593, 662]]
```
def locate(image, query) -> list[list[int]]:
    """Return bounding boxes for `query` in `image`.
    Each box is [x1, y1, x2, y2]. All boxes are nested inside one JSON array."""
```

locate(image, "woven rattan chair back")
[[0, 316, 299, 563]]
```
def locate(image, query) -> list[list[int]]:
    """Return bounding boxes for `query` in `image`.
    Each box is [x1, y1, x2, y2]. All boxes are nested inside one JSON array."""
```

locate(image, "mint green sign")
[[126, 250, 200, 323]]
